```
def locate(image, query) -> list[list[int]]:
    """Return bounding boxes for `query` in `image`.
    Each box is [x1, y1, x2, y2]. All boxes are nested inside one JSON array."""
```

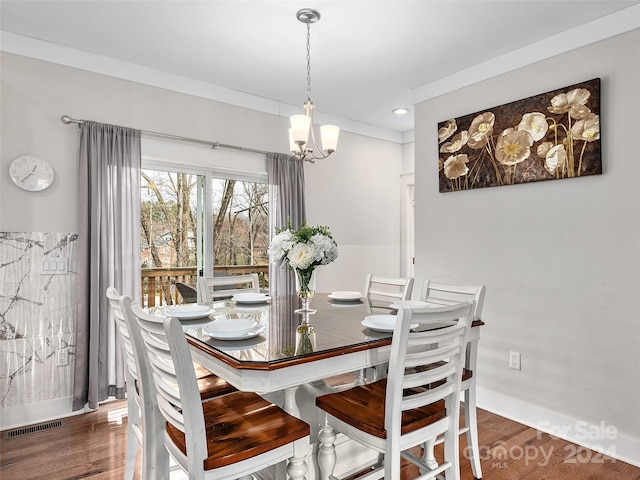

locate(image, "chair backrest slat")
[[197, 273, 260, 303], [364, 274, 414, 302], [385, 301, 475, 436], [401, 382, 455, 412], [421, 280, 486, 320]]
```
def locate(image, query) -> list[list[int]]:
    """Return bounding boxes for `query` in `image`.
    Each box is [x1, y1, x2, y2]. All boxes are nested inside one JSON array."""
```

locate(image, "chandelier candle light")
[[268, 222, 338, 314], [289, 8, 340, 162]]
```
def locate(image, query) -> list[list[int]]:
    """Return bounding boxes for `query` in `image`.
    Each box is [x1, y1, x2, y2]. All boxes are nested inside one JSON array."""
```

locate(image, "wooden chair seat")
[[192, 362, 237, 398], [315, 301, 475, 479], [196, 373, 237, 399], [132, 303, 310, 479], [316, 379, 445, 439], [165, 385, 309, 471], [193, 362, 215, 379]]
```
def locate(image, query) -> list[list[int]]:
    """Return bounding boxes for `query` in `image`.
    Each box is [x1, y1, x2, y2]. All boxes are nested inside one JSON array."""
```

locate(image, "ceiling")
[[1, 1, 639, 143]]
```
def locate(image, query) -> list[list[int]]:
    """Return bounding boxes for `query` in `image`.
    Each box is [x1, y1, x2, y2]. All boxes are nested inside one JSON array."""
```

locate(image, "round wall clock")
[[9, 154, 55, 191]]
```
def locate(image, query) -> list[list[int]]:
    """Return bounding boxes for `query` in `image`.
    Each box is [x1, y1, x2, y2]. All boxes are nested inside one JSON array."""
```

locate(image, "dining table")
[[177, 292, 484, 480]]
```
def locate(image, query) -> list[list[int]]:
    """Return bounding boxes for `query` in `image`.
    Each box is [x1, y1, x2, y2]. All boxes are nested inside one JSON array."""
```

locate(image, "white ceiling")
[[2, 1, 639, 143]]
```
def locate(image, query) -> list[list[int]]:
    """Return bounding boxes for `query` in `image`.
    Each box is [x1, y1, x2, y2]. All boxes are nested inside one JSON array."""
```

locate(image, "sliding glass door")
[[140, 168, 268, 306]]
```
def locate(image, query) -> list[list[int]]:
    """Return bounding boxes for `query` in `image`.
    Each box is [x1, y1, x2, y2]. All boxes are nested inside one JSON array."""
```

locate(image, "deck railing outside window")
[[141, 265, 269, 307]]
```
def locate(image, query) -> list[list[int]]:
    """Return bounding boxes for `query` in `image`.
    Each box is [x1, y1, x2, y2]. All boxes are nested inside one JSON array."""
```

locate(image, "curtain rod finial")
[[61, 115, 72, 124]]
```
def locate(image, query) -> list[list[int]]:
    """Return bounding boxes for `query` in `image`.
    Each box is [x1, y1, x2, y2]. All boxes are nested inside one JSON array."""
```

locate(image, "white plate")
[[234, 303, 270, 312], [389, 300, 433, 310], [164, 304, 214, 320], [328, 291, 363, 302], [209, 336, 266, 352], [361, 314, 418, 333], [180, 317, 216, 328], [202, 318, 266, 340], [329, 300, 362, 308], [232, 292, 271, 304], [204, 324, 266, 340]]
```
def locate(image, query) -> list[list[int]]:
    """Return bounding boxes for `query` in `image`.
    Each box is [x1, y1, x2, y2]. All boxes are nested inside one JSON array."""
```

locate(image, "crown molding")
[[411, 3, 640, 104], [0, 30, 406, 144]]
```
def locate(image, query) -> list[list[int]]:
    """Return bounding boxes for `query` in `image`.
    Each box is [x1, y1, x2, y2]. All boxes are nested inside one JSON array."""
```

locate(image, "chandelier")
[[289, 8, 339, 162]]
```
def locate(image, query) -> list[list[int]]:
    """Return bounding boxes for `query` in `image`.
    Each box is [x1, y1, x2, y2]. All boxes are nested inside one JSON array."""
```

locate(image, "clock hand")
[[20, 166, 37, 184]]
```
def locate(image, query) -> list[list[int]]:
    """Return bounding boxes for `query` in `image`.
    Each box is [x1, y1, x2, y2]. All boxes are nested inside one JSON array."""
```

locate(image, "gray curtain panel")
[[267, 152, 306, 298], [73, 121, 141, 411]]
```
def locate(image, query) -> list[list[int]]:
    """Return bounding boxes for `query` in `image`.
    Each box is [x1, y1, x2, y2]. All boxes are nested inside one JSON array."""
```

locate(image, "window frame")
[[142, 143, 268, 278]]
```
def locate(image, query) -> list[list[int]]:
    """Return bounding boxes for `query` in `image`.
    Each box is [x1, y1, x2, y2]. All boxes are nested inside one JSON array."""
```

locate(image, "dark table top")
[[184, 293, 483, 371], [185, 293, 395, 370]]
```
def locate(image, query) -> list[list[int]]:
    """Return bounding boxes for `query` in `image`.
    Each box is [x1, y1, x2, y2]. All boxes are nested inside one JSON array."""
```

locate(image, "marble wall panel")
[[0, 232, 77, 408]]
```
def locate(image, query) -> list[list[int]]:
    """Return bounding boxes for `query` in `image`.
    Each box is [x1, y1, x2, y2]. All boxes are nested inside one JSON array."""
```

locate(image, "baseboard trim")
[[477, 386, 640, 468], [1, 397, 79, 431]]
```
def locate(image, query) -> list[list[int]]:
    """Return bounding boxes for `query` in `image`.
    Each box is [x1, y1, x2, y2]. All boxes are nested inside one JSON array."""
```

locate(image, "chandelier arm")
[[307, 117, 330, 161]]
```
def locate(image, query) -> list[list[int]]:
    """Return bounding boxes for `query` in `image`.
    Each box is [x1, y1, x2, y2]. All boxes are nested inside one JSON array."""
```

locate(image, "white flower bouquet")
[[269, 222, 338, 307], [268, 223, 338, 272]]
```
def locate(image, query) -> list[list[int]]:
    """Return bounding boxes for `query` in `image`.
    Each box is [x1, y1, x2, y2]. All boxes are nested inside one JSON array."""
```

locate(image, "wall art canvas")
[[437, 78, 601, 192]]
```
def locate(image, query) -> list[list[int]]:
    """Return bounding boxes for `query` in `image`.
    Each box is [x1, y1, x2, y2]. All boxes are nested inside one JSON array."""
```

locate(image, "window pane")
[[141, 169, 201, 306], [211, 179, 269, 286]]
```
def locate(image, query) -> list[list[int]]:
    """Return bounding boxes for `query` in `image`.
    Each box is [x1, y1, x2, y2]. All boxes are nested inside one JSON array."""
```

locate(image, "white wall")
[[414, 29, 640, 466], [306, 133, 404, 292], [0, 52, 403, 421], [0, 52, 403, 280]]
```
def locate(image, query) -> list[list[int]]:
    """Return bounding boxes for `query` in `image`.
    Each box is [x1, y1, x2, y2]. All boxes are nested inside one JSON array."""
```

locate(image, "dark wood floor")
[[1, 398, 639, 480]]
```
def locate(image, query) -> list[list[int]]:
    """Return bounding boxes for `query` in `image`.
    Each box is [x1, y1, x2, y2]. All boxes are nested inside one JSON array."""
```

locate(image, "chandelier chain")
[[306, 19, 312, 103]]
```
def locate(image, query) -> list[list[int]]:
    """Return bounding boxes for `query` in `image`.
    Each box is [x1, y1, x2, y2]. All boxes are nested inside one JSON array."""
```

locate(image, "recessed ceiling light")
[[392, 108, 410, 115]]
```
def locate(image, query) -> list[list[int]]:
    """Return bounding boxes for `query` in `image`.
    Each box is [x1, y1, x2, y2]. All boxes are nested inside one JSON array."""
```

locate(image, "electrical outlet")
[[509, 351, 521, 370], [56, 348, 69, 367]]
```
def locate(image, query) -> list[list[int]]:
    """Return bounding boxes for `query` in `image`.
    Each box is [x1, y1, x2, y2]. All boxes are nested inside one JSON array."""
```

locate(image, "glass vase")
[[294, 267, 317, 314], [295, 313, 316, 355]]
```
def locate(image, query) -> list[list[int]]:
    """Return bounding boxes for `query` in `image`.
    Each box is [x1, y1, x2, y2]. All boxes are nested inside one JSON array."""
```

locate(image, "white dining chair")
[[364, 273, 414, 303], [360, 274, 414, 383], [106, 287, 237, 480], [130, 302, 310, 480], [316, 300, 475, 479], [106, 287, 148, 480], [420, 280, 486, 479], [197, 273, 260, 303]]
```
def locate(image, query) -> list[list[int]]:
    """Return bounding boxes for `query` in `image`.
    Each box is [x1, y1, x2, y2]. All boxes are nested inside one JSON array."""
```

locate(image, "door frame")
[[400, 173, 415, 279]]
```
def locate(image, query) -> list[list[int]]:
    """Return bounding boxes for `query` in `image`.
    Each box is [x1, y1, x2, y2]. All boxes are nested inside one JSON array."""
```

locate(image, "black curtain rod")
[[60, 115, 270, 156]]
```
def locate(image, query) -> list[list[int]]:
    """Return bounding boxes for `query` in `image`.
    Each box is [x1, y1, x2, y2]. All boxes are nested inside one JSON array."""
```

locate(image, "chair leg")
[[464, 385, 482, 479], [422, 438, 439, 471], [384, 444, 401, 479], [124, 415, 138, 480], [145, 398, 170, 480], [443, 424, 461, 480], [287, 438, 309, 480], [317, 419, 337, 480], [124, 391, 139, 480]]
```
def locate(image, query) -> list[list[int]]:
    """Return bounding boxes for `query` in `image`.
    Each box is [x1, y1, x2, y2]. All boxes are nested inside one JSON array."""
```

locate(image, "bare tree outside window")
[[212, 179, 269, 267], [140, 169, 269, 306], [141, 170, 197, 268]]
